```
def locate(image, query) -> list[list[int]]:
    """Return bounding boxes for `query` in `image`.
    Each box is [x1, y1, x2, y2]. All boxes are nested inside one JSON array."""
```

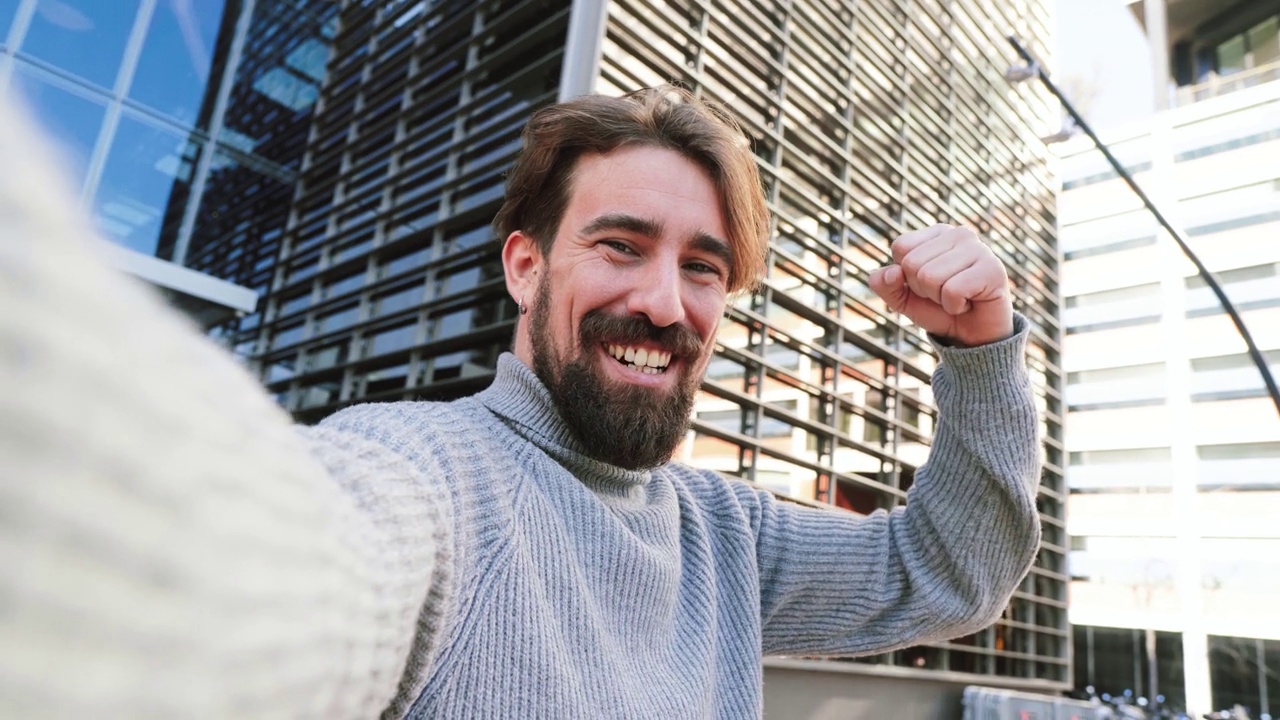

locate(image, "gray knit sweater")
[[0, 98, 1041, 719], [315, 326, 1041, 718]]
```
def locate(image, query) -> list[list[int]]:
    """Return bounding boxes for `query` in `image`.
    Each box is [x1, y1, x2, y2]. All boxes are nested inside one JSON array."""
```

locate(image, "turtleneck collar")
[[476, 353, 653, 495]]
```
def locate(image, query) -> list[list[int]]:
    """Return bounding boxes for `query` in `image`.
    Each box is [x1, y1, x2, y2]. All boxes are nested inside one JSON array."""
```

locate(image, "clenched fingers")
[[890, 224, 951, 265]]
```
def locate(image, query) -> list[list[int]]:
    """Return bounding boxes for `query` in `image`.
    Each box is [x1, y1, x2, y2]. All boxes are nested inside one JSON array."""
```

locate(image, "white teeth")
[[606, 343, 672, 371]]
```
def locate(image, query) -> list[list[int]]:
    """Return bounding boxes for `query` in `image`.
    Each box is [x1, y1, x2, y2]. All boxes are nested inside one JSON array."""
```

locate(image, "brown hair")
[[493, 86, 769, 293]]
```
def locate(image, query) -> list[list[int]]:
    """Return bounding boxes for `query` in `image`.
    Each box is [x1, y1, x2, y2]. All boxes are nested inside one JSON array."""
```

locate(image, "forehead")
[[561, 146, 728, 240]]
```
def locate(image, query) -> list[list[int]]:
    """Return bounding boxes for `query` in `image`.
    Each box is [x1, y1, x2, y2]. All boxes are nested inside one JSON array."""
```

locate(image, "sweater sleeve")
[[0, 100, 451, 719], [752, 315, 1041, 656]]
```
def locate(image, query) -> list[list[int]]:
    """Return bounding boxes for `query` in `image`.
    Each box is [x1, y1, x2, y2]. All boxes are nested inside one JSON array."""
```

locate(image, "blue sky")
[[1054, 0, 1156, 131]]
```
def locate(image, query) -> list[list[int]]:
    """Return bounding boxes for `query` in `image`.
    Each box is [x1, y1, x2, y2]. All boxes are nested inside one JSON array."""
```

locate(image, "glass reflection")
[[0, 0, 19, 42], [93, 114, 197, 255], [130, 0, 231, 125], [9, 68, 105, 186], [21, 0, 139, 88]]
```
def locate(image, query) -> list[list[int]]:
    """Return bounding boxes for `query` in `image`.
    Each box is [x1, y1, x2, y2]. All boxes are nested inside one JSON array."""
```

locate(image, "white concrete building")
[[1059, 1, 1280, 716]]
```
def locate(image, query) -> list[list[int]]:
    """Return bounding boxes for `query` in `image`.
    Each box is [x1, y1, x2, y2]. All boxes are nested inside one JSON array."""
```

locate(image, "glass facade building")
[[5, 0, 1068, 693], [0, 0, 338, 326]]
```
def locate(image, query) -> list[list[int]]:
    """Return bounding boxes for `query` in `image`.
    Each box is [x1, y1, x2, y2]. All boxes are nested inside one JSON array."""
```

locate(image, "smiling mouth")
[[602, 343, 673, 375]]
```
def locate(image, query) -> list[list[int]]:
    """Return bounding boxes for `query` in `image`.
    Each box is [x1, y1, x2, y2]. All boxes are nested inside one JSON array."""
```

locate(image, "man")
[[0, 87, 1040, 718]]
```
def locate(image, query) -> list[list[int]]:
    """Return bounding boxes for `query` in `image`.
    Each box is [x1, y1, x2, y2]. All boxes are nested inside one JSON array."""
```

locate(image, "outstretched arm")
[[0, 101, 450, 718]]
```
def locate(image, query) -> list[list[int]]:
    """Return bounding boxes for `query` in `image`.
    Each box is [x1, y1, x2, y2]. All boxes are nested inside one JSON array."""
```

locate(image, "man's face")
[[519, 145, 732, 470]]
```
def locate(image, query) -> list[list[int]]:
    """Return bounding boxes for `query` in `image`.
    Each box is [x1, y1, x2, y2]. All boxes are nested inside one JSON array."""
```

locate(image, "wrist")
[[946, 320, 1016, 348]]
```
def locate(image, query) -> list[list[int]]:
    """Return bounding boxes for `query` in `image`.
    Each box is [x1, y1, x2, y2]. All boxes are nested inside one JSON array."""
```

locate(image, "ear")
[[501, 230, 541, 308]]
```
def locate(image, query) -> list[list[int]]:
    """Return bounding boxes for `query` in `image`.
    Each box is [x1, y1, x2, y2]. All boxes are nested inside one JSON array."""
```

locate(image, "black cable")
[[1008, 35, 1280, 420]]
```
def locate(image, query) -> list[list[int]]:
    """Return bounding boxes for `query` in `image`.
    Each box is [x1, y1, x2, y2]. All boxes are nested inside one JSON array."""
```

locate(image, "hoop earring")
[[518, 296, 527, 315]]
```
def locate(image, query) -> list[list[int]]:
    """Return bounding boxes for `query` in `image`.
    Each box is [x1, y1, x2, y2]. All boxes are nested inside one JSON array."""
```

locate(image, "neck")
[[477, 354, 654, 496]]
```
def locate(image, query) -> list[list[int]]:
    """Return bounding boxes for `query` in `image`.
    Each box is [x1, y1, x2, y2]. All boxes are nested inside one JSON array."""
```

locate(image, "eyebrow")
[[690, 232, 735, 274], [579, 212, 663, 239], [580, 212, 735, 273]]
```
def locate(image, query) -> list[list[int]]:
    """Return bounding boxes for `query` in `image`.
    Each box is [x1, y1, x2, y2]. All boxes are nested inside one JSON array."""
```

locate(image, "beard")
[[528, 272, 706, 470]]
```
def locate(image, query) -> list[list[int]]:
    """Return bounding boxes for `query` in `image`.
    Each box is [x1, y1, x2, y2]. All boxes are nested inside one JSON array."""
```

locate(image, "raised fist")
[[868, 224, 1014, 348]]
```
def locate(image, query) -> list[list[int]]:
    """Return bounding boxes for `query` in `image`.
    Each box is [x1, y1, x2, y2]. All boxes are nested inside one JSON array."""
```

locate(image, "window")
[[0, 0, 18, 39], [1065, 283, 1160, 309], [324, 272, 366, 299], [1069, 447, 1172, 465], [1067, 363, 1164, 385], [1192, 350, 1280, 372], [300, 381, 342, 409], [1250, 16, 1280, 66], [434, 309, 472, 340], [368, 323, 417, 356], [1204, 14, 1280, 80], [443, 265, 481, 294], [266, 358, 295, 383], [374, 284, 424, 316], [129, 1, 230, 124], [697, 409, 743, 435], [1197, 442, 1280, 461], [92, 114, 198, 256], [270, 323, 306, 351], [278, 292, 312, 317], [1190, 349, 1280, 400], [307, 342, 348, 371], [1186, 262, 1277, 290], [19, 0, 138, 88], [760, 401, 798, 438], [381, 246, 431, 278], [1063, 236, 1156, 262], [364, 363, 409, 395], [317, 304, 360, 334], [9, 69, 106, 186], [1216, 34, 1247, 76]]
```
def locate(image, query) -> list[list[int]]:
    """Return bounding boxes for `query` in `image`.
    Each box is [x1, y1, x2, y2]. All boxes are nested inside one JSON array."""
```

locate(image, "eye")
[[601, 240, 637, 256], [684, 261, 723, 277]]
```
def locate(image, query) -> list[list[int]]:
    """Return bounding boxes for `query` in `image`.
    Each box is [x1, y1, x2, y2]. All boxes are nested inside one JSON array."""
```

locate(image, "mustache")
[[578, 311, 703, 359]]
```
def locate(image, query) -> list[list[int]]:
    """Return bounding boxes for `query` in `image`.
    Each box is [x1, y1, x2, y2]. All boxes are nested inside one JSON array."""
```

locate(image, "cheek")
[[557, 269, 618, 343], [686, 292, 726, 344]]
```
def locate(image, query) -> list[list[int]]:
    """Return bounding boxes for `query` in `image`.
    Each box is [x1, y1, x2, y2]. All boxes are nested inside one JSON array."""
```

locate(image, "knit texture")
[[318, 319, 1041, 718], [0, 101, 449, 719]]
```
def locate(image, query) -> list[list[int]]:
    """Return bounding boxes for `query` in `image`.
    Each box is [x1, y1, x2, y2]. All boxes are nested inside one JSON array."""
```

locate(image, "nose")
[[625, 257, 686, 328]]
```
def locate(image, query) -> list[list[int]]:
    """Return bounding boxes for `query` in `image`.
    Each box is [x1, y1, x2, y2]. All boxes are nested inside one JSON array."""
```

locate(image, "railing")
[[1176, 58, 1280, 106]]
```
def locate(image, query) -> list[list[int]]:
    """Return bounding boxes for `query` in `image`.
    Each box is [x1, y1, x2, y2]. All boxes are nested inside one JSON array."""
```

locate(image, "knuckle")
[[916, 267, 944, 288], [982, 254, 1008, 276], [941, 288, 967, 311]]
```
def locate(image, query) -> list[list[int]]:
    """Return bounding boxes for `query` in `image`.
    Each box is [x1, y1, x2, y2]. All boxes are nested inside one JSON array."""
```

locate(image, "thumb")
[[869, 264, 908, 312]]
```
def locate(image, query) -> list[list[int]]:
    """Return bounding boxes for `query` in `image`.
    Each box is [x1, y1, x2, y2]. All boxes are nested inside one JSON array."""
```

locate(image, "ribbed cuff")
[[929, 313, 1032, 403]]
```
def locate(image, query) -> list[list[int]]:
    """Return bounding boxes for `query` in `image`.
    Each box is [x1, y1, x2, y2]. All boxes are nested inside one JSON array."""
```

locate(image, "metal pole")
[[1259, 637, 1269, 718], [1147, 627, 1158, 708], [1007, 35, 1280, 421]]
